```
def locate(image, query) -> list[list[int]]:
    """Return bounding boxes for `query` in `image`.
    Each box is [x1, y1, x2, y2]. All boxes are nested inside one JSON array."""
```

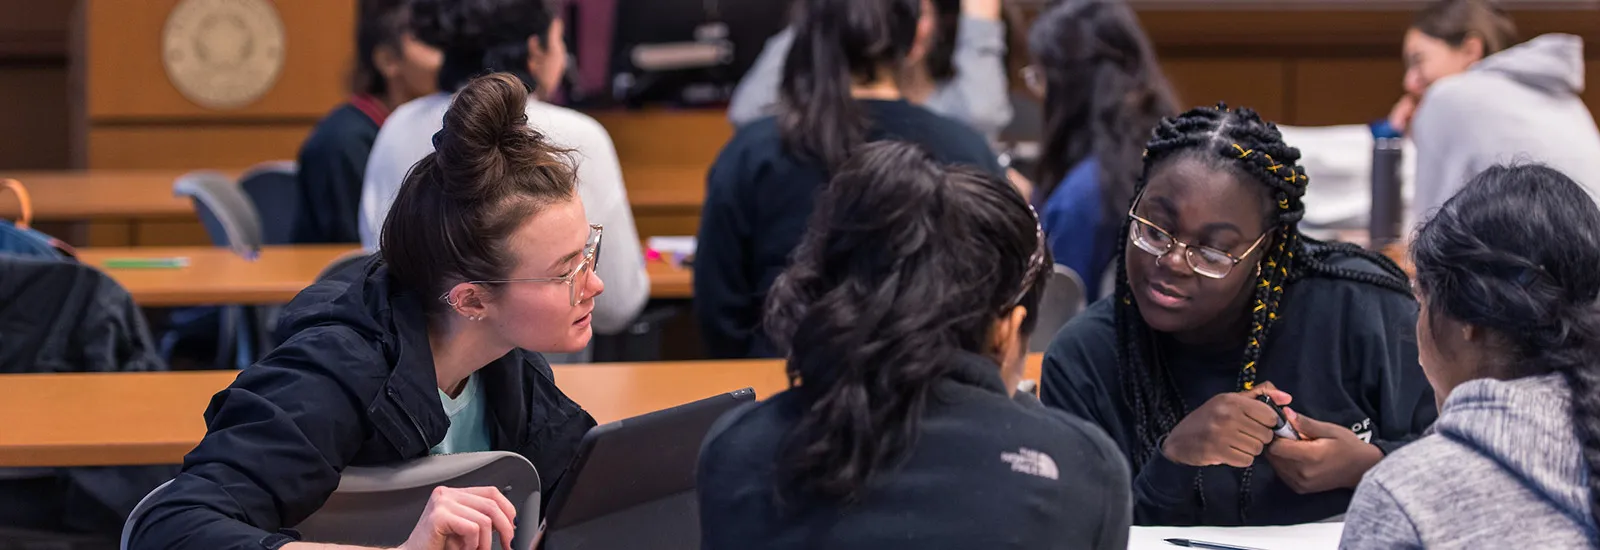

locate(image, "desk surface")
[[80, 246, 694, 306], [3, 168, 706, 223], [2, 170, 196, 221], [80, 245, 360, 306], [0, 355, 1044, 467]]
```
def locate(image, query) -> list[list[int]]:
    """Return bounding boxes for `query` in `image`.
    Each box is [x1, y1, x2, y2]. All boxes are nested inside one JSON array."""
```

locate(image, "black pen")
[[1164, 538, 1267, 550]]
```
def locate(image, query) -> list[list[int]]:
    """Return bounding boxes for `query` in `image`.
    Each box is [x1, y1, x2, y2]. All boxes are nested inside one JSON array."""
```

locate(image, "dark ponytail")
[[778, 0, 922, 171], [410, 0, 556, 93], [1411, 164, 1600, 528], [381, 73, 575, 314], [1028, 0, 1175, 218], [765, 141, 1049, 502]]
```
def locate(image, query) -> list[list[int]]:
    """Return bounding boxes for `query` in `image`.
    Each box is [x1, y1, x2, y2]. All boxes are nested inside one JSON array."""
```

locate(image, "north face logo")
[[1001, 448, 1059, 480]]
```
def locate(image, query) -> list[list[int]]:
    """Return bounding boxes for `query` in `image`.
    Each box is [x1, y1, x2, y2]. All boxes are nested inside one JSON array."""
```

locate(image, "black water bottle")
[[1369, 136, 1404, 249]]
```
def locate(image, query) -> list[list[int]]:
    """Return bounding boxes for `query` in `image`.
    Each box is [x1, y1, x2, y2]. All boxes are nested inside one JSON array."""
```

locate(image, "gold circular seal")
[[161, 0, 286, 110]]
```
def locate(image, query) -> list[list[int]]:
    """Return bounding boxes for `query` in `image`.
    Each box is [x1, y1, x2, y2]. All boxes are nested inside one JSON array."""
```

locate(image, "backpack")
[[0, 178, 75, 259]]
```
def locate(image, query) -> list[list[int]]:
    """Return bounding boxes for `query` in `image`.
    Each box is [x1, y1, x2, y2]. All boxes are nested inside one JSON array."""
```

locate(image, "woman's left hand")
[[1265, 408, 1384, 494]]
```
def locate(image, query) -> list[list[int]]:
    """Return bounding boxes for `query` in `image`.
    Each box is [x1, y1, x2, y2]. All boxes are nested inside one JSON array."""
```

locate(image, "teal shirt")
[[430, 374, 492, 455]]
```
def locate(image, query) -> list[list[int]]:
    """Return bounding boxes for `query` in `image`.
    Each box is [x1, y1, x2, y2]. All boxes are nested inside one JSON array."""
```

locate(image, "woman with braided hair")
[[1041, 104, 1435, 526], [1342, 164, 1600, 548]]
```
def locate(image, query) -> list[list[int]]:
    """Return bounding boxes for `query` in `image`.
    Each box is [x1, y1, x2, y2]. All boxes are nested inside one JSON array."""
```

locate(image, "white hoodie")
[[1410, 34, 1600, 225]]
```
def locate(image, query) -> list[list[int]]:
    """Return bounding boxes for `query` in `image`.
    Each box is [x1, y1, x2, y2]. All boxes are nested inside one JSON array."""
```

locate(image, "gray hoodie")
[[1340, 374, 1599, 549], [1410, 34, 1600, 225]]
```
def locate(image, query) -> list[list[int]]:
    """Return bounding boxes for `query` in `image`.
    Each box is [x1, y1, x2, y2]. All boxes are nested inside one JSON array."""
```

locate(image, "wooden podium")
[[75, 0, 355, 170]]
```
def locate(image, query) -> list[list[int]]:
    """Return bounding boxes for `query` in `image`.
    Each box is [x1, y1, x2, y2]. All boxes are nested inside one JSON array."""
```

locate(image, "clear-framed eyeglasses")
[[441, 223, 604, 307]]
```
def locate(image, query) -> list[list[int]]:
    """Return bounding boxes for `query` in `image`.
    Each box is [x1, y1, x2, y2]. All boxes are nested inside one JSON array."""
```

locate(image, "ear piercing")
[[468, 315, 484, 321]]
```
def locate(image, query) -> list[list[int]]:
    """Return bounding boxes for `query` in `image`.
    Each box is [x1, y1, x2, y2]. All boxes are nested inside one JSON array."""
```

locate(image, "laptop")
[[539, 387, 756, 550]]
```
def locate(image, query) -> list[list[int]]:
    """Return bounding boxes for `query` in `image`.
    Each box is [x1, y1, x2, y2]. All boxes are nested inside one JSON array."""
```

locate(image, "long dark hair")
[[409, 0, 556, 93], [1411, 164, 1600, 528], [1116, 105, 1411, 523], [1029, 0, 1175, 218], [381, 73, 575, 315], [778, 0, 922, 171], [353, 0, 412, 97], [765, 141, 1049, 502], [1413, 0, 1519, 56]]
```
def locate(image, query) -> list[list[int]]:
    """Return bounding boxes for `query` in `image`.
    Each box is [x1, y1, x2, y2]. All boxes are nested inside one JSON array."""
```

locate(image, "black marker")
[[1165, 537, 1268, 550], [1256, 394, 1301, 440]]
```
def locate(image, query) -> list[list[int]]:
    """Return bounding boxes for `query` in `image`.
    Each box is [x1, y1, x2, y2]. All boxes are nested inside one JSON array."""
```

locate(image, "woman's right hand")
[[1387, 94, 1419, 135], [394, 486, 518, 550], [1161, 382, 1293, 468]]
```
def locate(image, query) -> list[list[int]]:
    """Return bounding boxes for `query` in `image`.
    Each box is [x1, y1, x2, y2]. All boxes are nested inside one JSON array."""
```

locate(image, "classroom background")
[[1, 0, 1598, 548]]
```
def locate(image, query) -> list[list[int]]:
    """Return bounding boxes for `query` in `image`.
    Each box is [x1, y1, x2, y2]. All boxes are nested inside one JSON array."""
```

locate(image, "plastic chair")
[[1028, 264, 1087, 353], [238, 161, 299, 246], [122, 452, 542, 550], [171, 171, 265, 369]]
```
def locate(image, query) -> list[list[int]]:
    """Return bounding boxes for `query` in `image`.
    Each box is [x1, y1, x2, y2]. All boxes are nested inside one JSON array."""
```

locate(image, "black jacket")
[[697, 351, 1132, 550], [1042, 253, 1436, 526], [0, 255, 173, 535], [0, 255, 163, 374], [291, 101, 380, 244], [694, 100, 1004, 358], [127, 258, 596, 549]]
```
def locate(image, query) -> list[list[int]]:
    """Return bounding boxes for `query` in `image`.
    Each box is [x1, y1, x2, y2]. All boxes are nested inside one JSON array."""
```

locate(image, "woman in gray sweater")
[[1341, 164, 1600, 548]]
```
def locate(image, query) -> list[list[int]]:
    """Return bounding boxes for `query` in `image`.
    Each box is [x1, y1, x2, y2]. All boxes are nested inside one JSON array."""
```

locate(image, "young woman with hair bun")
[[129, 73, 601, 550]]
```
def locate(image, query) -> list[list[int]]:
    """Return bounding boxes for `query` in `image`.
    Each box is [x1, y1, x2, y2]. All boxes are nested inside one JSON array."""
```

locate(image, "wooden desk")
[[0, 170, 193, 222], [646, 259, 692, 299], [0, 355, 1044, 467], [80, 245, 358, 307], [83, 245, 694, 306]]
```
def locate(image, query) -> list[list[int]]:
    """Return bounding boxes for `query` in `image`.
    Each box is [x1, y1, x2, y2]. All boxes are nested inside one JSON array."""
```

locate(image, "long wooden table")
[[79, 245, 693, 306], [0, 170, 195, 222], [0, 355, 1044, 467], [3, 168, 707, 246], [80, 245, 358, 306]]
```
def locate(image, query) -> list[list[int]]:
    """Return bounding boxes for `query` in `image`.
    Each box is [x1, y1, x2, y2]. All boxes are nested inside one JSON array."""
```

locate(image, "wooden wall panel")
[[1293, 58, 1406, 126], [87, 125, 311, 169], [1587, 60, 1600, 114], [1161, 59, 1288, 122], [591, 110, 731, 168], [0, 66, 70, 169], [85, 0, 353, 121]]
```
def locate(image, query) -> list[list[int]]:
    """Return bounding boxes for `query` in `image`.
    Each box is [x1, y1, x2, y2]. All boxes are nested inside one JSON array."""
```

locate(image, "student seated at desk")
[[694, 0, 1004, 358], [1041, 105, 1436, 526], [128, 74, 599, 550], [1025, 0, 1175, 297], [1343, 165, 1600, 548], [1391, 0, 1600, 222], [728, 0, 1013, 140], [293, 0, 440, 244], [698, 141, 1132, 550], [362, 0, 648, 339]]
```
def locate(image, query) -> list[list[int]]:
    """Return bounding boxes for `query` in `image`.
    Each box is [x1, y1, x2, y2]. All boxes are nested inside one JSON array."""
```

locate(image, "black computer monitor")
[[604, 0, 790, 107]]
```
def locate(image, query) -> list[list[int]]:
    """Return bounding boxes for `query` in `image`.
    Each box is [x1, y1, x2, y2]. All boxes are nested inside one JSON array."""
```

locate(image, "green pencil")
[[102, 257, 190, 269]]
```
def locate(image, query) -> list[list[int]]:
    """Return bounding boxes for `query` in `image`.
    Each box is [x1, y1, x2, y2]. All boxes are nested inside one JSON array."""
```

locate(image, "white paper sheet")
[[1129, 522, 1344, 550]]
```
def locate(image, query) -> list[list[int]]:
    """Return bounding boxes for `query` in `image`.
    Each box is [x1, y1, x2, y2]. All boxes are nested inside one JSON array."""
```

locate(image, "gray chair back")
[[120, 479, 173, 550], [239, 161, 298, 245], [122, 453, 540, 550], [173, 171, 262, 257], [1028, 264, 1087, 353], [295, 452, 541, 549]]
